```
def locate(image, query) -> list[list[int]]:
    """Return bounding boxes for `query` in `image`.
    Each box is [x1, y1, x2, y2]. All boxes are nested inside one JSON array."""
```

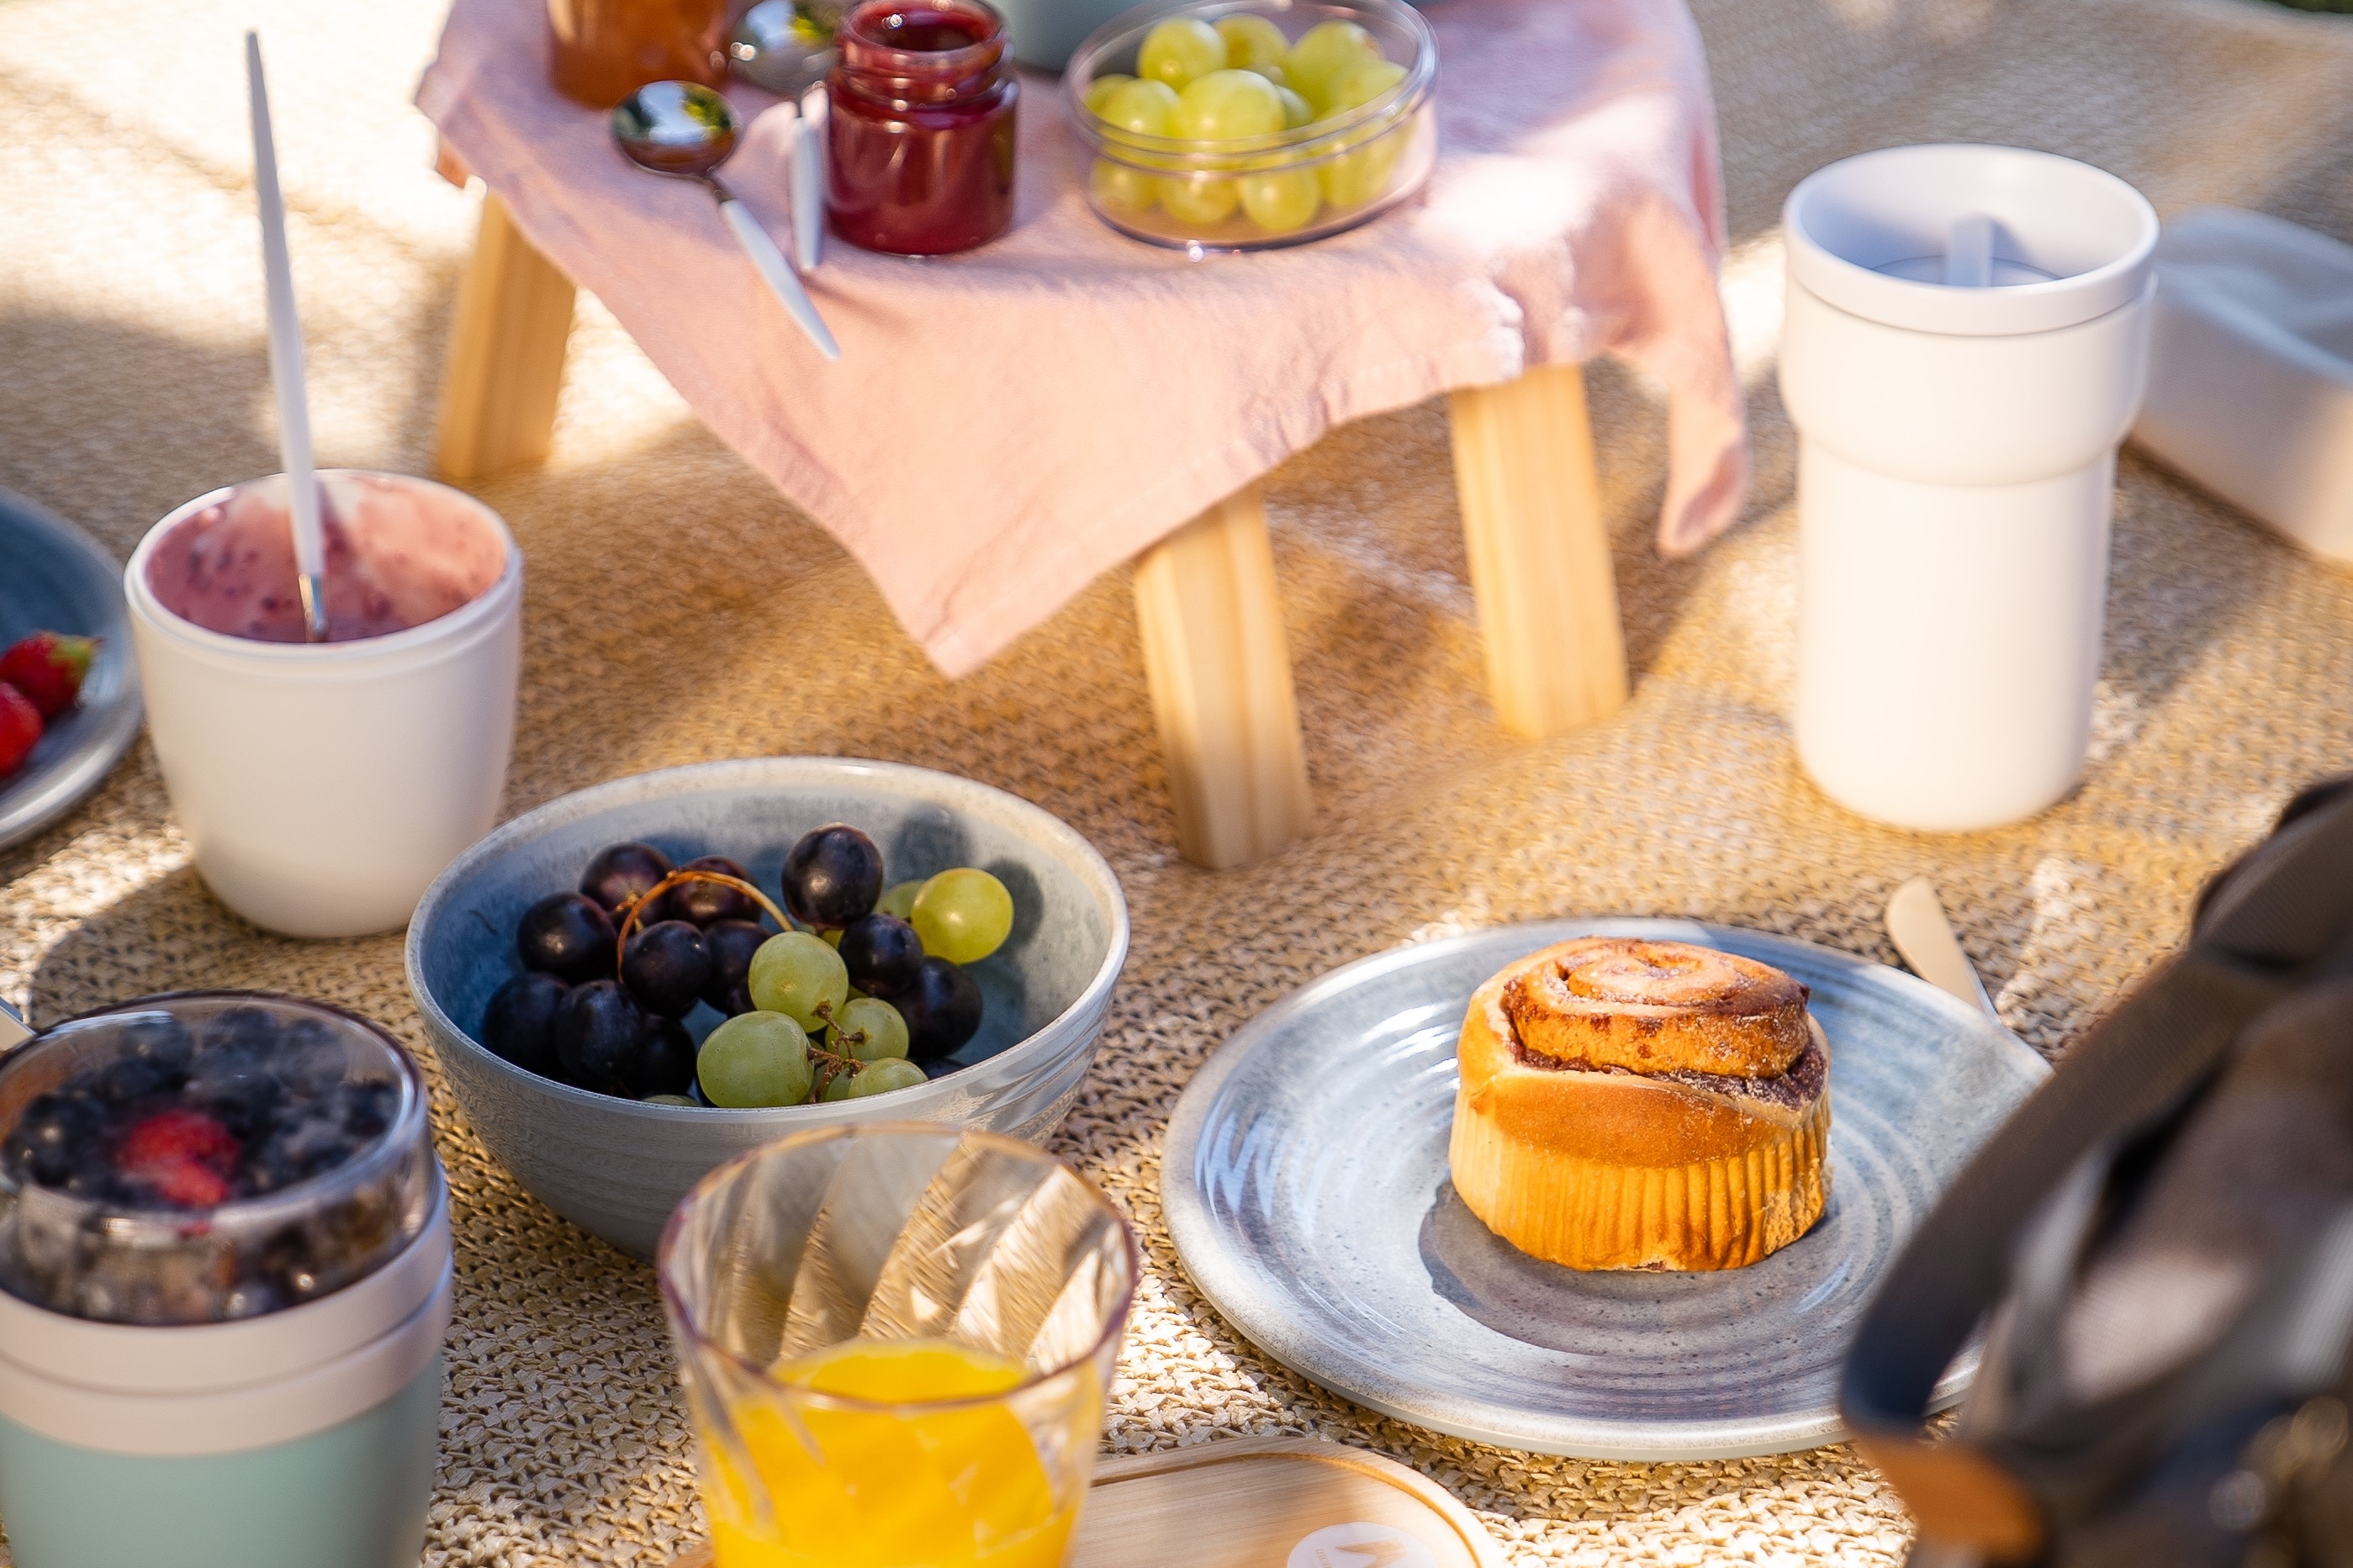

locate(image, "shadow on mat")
[[24, 865, 399, 1029]]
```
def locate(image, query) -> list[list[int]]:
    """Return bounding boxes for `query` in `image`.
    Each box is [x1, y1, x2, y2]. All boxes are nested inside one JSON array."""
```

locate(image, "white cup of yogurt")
[[124, 472, 521, 938]]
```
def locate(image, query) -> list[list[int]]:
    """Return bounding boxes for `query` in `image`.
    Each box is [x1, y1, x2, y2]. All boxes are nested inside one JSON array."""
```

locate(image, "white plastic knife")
[[1886, 875, 1999, 1019]]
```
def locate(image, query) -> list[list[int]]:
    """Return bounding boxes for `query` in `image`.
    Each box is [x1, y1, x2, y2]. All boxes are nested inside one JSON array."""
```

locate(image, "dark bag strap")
[[1838, 779, 2353, 1560]]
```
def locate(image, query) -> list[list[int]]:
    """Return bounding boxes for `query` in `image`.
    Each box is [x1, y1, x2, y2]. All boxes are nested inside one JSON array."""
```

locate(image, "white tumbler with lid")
[[1779, 145, 2159, 832]]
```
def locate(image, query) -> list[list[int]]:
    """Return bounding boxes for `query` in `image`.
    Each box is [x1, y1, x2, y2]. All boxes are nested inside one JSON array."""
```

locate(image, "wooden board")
[[661, 1435, 1501, 1568]]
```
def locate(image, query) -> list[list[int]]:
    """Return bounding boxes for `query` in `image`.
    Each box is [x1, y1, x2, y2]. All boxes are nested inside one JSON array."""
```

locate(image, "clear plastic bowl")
[[1065, 0, 1437, 252], [0, 992, 437, 1325]]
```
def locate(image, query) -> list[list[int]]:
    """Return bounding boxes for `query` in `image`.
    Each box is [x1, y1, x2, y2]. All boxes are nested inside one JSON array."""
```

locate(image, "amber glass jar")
[[826, 0, 1018, 256], [548, 0, 729, 109]]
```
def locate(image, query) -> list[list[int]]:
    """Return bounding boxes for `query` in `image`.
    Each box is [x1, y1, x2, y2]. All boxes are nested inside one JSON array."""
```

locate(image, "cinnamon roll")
[[1449, 937, 1831, 1271]]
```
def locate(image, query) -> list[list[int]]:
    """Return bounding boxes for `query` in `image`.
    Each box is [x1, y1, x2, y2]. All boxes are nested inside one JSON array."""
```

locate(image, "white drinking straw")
[[1945, 213, 1996, 288], [793, 85, 827, 274], [245, 30, 329, 642]]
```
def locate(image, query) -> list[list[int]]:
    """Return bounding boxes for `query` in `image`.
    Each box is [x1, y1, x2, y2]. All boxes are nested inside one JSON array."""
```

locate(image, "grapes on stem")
[[697, 1012, 813, 1107], [518, 893, 616, 985], [911, 868, 1016, 966], [748, 931, 851, 1032], [896, 956, 985, 1062], [580, 842, 673, 918], [780, 825, 884, 928], [832, 995, 911, 1062]]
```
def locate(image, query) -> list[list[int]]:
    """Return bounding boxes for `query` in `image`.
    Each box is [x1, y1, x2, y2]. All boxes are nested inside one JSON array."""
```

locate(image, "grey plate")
[[1161, 918, 2050, 1460], [0, 490, 141, 852]]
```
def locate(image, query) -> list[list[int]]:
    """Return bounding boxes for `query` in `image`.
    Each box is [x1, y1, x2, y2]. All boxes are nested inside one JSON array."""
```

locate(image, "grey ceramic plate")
[[1161, 918, 2049, 1460], [0, 490, 141, 852]]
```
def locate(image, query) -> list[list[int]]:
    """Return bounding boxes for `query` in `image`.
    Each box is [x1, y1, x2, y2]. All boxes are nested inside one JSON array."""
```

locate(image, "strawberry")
[[116, 1107, 241, 1208], [0, 632, 97, 720], [0, 682, 41, 778]]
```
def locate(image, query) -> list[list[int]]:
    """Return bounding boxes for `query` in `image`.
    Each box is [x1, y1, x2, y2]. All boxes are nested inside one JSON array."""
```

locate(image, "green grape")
[[641, 1094, 697, 1106], [1099, 76, 1181, 140], [821, 926, 844, 948], [1285, 19, 1379, 109], [1214, 13, 1290, 71], [1240, 168, 1321, 232], [748, 931, 851, 1032], [697, 1012, 813, 1107], [877, 879, 924, 921], [1174, 69, 1284, 141], [1138, 17, 1225, 91], [1092, 158, 1160, 213], [1160, 172, 1240, 225], [1319, 55, 1405, 117], [833, 995, 911, 1062], [1242, 60, 1288, 87], [1319, 131, 1404, 207], [852, 1057, 928, 1096], [1083, 71, 1135, 116], [911, 868, 1017, 965], [1275, 85, 1314, 129]]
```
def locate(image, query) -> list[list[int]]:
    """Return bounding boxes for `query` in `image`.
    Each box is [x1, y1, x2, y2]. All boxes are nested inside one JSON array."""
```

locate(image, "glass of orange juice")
[[657, 1124, 1138, 1568]]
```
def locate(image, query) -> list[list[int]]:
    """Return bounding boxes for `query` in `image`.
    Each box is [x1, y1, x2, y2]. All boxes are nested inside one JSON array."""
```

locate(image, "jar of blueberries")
[[0, 992, 450, 1568]]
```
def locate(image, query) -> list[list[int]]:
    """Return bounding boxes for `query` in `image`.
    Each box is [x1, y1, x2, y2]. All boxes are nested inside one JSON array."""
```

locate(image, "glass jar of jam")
[[826, 0, 1018, 256], [548, 0, 728, 110]]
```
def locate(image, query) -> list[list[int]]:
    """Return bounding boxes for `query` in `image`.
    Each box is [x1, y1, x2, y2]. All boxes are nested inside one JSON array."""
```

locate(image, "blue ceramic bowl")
[[405, 758, 1129, 1259]]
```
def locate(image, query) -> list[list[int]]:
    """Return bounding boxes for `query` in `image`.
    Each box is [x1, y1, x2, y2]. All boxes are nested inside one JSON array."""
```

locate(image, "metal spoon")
[[612, 82, 838, 361], [728, 0, 838, 98], [1885, 875, 1999, 1019]]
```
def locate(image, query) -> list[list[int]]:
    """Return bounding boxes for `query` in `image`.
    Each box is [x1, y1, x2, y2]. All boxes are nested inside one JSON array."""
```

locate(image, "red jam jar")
[[826, 0, 1018, 256]]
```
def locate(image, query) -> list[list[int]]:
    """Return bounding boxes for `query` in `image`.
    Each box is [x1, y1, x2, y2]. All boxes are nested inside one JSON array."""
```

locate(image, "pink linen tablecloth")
[[419, 0, 1745, 677]]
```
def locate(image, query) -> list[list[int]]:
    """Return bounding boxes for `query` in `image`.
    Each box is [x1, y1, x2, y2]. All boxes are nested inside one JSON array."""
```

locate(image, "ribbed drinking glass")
[[658, 1124, 1137, 1568]]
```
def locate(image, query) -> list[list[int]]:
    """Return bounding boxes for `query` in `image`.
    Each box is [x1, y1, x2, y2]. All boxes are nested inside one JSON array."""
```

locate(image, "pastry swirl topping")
[[1499, 937, 1811, 1079]]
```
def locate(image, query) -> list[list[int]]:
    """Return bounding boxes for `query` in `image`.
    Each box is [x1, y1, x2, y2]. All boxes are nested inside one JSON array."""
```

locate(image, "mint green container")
[[0, 995, 452, 1567], [0, 1355, 442, 1568]]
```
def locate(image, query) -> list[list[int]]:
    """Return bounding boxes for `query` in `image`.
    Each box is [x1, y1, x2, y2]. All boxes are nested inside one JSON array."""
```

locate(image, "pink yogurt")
[[145, 473, 507, 643]]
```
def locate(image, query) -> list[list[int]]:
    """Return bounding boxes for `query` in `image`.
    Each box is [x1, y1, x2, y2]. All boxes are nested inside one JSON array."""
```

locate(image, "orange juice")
[[701, 1338, 1088, 1568]]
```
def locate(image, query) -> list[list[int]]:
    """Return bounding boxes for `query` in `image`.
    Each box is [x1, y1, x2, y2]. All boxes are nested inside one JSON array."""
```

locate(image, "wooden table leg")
[[436, 193, 576, 483], [1133, 487, 1314, 869], [1447, 363, 1630, 737]]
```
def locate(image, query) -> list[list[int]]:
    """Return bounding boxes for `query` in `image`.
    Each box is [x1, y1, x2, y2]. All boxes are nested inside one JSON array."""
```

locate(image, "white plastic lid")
[[1784, 144, 2159, 336]]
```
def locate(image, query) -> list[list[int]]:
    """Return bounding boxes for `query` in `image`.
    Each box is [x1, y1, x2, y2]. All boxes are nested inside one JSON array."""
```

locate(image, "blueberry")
[[579, 842, 673, 919], [115, 1014, 195, 1082], [4, 1093, 107, 1186], [482, 972, 568, 1078], [628, 1016, 698, 1099], [269, 1017, 345, 1092], [670, 856, 759, 927], [840, 913, 924, 999], [701, 921, 768, 1011], [249, 1112, 352, 1192], [621, 921, 712, 1019], [189, 1039, 284, 1139], [895, 957, 982, 1063], [780, 826, 883, 928], [330, 1080, 397, 1141], [517, 892, 617, 985], [554, 981, 643, 1095], [204, 1005, 280, 1058], [96, 1054, 172, 1105]]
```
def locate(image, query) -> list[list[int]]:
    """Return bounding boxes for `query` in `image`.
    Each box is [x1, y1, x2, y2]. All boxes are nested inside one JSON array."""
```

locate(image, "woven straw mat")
[[4, 0, 2352, 1560]]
